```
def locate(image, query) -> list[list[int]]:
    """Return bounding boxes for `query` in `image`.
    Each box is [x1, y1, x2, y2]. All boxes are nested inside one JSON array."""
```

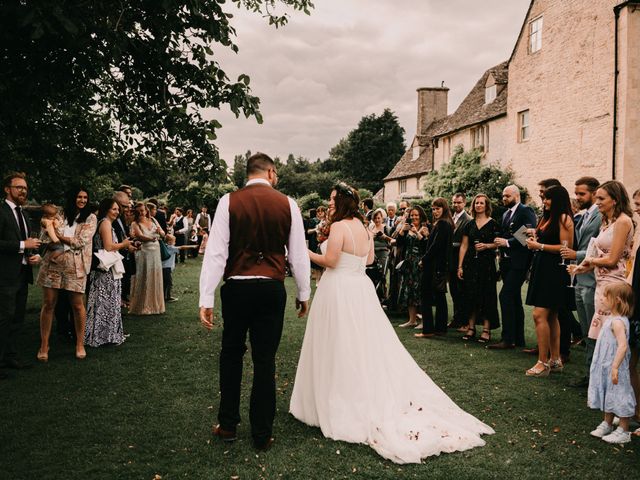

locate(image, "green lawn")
[[1, 259, 638, 480]]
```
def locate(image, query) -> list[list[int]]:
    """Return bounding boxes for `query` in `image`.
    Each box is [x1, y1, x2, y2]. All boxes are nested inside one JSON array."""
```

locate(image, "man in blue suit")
[[490, 185, 537, 349], [560, 176, 601, 387]]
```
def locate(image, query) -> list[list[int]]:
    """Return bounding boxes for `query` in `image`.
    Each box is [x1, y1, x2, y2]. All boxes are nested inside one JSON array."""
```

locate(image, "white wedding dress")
[[289, 226, 494, 464]]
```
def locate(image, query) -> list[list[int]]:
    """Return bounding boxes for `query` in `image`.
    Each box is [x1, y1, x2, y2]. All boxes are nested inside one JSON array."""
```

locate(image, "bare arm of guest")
[[457, 235, 469, 280], [610, 318, 629, 385], [131, 222, 157, 242], [100, 220, 131, 252], [527, 215, 574, 254], [587, 216, 633, 269]]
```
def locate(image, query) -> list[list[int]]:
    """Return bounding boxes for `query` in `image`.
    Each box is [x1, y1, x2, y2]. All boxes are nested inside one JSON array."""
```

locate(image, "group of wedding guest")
[[0, 175, 211, 372]]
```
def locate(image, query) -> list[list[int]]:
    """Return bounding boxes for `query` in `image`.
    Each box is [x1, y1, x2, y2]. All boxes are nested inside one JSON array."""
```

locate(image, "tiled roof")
[[384, 61, 508, 181], [383, 143, 433, 181], [431, 61, 509, 138]]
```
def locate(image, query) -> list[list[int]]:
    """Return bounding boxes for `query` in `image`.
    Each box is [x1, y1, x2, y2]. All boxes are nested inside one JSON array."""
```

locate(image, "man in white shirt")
[[199, 152, 310, 451], [171, 207, 189, 263], [193, 206, 212, 257]]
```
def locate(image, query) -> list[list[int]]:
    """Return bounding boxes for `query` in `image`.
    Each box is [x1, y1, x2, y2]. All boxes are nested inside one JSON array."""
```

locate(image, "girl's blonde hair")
[[604, 282, 635, 317]]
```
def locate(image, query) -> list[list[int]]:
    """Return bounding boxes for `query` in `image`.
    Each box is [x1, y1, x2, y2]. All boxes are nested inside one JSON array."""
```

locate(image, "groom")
[[199, 152, 310, 451]]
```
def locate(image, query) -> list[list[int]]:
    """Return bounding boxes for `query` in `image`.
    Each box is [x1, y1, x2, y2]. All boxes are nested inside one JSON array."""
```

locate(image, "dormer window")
[[529, 16, 543, 53], [485, 85, 497, 104], [412, 145, 420, 160]]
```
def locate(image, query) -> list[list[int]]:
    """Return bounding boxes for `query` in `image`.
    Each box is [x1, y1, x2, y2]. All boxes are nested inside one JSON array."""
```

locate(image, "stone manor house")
[[382, 0, 640, 204]]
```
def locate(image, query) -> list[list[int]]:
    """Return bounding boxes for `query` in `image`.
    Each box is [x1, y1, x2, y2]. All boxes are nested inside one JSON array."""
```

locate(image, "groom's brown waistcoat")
[[224, 183, 291, 281]]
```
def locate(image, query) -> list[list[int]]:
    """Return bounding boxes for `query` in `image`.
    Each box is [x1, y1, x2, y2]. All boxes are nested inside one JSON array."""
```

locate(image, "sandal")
[[525, 360, 550, 377], [478, 329, 491, 343], [462, 327, 476, 341], [549, 359, 564, 373]]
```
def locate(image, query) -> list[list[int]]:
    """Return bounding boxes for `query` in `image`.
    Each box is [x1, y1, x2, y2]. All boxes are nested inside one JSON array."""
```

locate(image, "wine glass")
[[474, 240, 480, 259], [567, 260, 577, 288], [559, 240, 569, 266]]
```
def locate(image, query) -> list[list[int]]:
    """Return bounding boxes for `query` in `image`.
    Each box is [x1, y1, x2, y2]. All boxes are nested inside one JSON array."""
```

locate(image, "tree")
[[422, 145, 524, 219], [0, 0, 314, 202], [332, 109, 405, 193]]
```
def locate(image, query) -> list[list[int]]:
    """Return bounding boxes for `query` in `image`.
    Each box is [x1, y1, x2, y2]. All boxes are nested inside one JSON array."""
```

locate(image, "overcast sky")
[[210, 0, 531, 166]]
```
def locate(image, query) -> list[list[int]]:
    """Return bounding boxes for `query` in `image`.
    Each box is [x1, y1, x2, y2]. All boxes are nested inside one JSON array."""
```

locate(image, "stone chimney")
[[416, 87, 449, 135]]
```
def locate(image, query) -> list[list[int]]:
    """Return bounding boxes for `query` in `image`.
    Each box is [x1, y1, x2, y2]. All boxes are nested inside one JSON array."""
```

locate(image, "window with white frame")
[[471, 124, 489, 151], [529, 16, 543, 53], [412, 145, 420, 160], [485, 84, 497, 104], [518, 110, 530, 142], [399, 179, 407, 193]]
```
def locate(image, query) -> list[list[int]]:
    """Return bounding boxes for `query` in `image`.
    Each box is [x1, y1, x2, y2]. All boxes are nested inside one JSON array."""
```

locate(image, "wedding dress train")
[[290, 234, 494, 464]]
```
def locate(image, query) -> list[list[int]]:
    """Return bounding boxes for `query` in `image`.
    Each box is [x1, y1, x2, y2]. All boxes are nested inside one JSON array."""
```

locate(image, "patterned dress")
[[588, 220, 634, 339], [398, 232, 426, 308], [588, 316, 636, 417], [85, 219, 124, 347]]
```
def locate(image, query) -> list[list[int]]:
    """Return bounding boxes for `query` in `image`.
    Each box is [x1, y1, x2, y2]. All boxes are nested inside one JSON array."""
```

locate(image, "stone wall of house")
[[505, 0, 623, 202], [617, 5, 640, 192], [432, 116, 508, 171], [383, 175, 424, 203]]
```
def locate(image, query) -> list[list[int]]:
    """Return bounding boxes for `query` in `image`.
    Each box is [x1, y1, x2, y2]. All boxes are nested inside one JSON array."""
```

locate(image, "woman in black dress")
[[416, 198, 453, 338], [524, 185, 574, 377], [457, 194, 500, 343]]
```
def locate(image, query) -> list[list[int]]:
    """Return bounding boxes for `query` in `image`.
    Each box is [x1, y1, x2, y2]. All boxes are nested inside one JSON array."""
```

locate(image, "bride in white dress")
[[289, 183, 494, 464]]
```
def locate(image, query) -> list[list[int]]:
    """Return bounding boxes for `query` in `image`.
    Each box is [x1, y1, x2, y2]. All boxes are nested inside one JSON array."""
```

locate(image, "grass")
[[1, 258, 638, 480]]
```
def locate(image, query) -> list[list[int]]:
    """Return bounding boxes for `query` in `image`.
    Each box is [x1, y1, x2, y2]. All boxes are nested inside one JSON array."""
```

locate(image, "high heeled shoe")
[[462, 327, 476, 341], [37, 349, 49, 362], [549, 359, 564, 373], [398, 321, 417, 328], [75, 347, 87, 360], [525, 360, 550, 377]]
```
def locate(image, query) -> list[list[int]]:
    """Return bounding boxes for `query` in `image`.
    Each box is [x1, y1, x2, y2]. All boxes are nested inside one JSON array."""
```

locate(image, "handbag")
[[159, 239, 171, 261]]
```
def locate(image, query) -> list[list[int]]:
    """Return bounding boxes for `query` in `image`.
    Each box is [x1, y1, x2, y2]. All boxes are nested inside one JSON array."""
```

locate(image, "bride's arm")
[[308, 223, 344, 269], [366, 234, 375, 265]]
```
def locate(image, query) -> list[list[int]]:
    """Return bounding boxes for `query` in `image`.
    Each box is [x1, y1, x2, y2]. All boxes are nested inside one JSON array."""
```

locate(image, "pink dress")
[[588, 219, 634, 339]]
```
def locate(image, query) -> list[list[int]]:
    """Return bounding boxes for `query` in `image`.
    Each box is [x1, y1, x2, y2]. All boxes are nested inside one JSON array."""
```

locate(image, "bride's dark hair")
[[330, 182, 364, 224]]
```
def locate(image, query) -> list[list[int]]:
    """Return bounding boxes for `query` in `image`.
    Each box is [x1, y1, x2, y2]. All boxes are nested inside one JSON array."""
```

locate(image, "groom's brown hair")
[[246, 152, 275, 176]]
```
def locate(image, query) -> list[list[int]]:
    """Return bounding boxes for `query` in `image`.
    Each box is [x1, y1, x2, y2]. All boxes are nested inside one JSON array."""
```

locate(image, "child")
[[40, 203, 65, 263], [198, 227, 208, 255], [162, 234, 197, 302], [588, 282, 637, 444]]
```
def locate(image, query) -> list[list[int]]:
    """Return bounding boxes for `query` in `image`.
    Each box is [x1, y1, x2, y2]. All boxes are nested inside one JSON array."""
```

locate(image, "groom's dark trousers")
[[219, 278, 287, 445]]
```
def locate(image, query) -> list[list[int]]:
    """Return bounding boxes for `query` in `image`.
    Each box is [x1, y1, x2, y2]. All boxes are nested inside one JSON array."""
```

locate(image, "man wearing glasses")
[[0, 172, 41, 379]]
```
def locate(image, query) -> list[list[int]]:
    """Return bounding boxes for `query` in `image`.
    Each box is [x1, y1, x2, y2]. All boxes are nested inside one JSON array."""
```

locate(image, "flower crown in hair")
[[335, 182, 355, 198]]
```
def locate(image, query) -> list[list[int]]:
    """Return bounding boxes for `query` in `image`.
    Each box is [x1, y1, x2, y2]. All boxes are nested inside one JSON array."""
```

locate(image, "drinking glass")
[[474, 240, 480, 259], [559, 240, 569, 266], [567, 260, 577, 288]]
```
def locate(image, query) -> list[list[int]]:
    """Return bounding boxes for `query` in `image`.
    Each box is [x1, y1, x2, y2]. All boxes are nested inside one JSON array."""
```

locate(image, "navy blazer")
[[0, 201, 33, 286], [499, 203, 537, 270]]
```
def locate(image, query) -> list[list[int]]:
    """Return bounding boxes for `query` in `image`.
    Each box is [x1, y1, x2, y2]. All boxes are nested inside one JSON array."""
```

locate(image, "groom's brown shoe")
[[212, 424, 237, 442], [253, 437, 275, 452]]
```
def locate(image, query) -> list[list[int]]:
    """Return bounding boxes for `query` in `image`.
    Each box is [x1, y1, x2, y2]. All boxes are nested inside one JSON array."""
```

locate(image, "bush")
[[296, 192, 325, 213], [422, 145, 526, 219]]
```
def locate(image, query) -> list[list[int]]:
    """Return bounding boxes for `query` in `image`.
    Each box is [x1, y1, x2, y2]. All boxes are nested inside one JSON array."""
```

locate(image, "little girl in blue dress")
[[588, 282, 637, 444]]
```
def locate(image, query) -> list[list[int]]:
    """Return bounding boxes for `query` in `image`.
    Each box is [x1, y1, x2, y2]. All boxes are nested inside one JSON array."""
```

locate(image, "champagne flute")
[[474, 240, 480, 259], [559, 240, 569, 266], [567, 260, 577, 288]]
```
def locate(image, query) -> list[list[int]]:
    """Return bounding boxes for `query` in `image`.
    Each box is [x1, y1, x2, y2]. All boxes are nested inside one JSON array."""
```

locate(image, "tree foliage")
[[274, 155, 341, 200], [0, 0, 314, 202], [423, 145, 524, 219], [331, 109, 405, 193]]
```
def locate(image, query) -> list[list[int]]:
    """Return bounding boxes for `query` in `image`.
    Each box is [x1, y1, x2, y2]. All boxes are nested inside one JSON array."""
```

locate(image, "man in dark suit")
[[490, 185, 537, 349], [0, 172, 41, 378], [199, 152, 310, 451], [149, 198, 168, 233], [448, 193, 471, 329]]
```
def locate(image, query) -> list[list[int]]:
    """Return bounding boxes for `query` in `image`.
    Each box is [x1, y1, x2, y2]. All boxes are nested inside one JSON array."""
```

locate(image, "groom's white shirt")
[[199, 178, 311, 309]]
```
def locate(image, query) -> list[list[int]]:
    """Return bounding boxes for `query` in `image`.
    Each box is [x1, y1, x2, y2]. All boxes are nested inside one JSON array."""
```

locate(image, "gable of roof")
[[509, 0, 536, 63]]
